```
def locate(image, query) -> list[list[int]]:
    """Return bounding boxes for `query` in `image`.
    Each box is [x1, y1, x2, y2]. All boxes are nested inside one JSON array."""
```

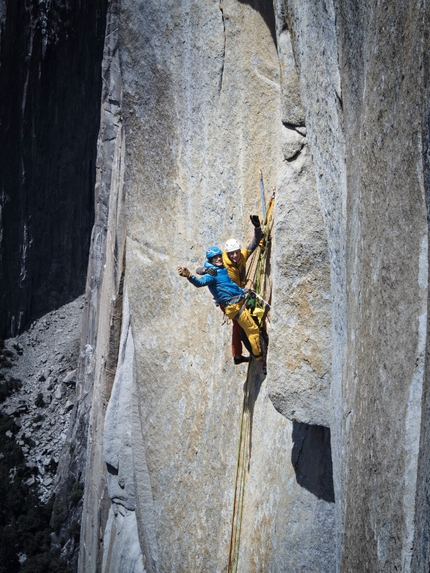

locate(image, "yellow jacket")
[[222, 249, 251, 288], [222, 225, 262, 287]]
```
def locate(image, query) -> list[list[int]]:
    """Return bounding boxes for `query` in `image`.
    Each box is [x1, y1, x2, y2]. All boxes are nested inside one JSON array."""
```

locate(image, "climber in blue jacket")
[[178, 246, 262, 360]]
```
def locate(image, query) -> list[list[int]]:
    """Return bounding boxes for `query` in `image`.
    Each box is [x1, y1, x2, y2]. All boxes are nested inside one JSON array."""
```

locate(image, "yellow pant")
[[224, 302, 262, 358]]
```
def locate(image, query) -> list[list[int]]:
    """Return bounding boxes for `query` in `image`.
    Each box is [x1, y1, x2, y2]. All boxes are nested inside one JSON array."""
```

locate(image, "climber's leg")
[[225, 302, 262, 360], [232, 319, 243, 357]]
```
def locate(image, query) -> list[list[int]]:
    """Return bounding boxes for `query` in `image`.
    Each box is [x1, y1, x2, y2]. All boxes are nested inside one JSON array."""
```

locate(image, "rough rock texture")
[[269, 132, 332, 426], [75, 0, 429, 570], [0, 0, 107, 338], [267, 2, 333, 429], [0, 297, 83, 503], [76, 1, 335, 572], [0, 296, 85, 569], [70, 3, 127, 571], [283, 0, 430, 571], [1, 0, 429, 572], [338, 4, 428, 570]]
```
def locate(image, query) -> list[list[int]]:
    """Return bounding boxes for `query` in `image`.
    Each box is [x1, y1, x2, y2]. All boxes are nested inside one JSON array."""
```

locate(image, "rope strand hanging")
[[227, 174, 275, 573]]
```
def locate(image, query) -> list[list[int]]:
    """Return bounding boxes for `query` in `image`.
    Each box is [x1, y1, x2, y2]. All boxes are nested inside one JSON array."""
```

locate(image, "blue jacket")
[[188, 261, 244, 305]]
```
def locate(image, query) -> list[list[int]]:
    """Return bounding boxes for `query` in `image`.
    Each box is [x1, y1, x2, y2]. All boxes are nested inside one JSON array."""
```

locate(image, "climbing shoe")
[[234, 355, 250, 365]]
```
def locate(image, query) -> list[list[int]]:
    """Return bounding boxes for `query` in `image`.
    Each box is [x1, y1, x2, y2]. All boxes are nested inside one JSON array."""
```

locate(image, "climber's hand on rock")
[[178, 266, 190, 278], [250, 215, 260, 228]]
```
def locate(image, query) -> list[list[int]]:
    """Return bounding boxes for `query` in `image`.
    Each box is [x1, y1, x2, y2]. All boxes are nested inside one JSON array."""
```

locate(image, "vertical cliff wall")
[[70, 0, 430, 570], [283, 0, 430, 571], [76, 0, 335, 572], [2, 0, 428, 571], [0, 0, 107, 338], [337, 3, 429, 570], [76, 0, 430, 571]]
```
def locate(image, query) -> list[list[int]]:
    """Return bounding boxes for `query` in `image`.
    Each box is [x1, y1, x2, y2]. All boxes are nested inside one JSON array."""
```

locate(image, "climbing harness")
[[227, 173, 275, 573], [225, 293, 247, 307]]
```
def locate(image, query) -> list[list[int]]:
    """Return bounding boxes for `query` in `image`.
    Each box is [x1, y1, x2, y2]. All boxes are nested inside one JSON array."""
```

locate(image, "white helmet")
[[225, 238, 241, 253]]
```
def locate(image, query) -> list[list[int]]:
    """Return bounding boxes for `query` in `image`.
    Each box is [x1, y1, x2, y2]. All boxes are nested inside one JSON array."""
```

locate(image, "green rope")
[[245, 195, 274, 297]]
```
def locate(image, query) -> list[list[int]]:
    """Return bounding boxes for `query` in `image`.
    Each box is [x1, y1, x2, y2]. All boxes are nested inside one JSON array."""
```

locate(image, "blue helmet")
[[206, 245, 223, 261]]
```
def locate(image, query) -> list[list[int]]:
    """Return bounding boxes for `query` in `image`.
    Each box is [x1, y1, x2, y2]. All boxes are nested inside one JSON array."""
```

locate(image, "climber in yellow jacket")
[[222, 215, 262, 287], [197, 215, 262, 364]]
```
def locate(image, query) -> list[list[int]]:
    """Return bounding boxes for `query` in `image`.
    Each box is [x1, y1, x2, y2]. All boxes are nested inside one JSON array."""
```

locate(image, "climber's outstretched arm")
[[177, 266, 214, 287], [246, 215, 262, 252]]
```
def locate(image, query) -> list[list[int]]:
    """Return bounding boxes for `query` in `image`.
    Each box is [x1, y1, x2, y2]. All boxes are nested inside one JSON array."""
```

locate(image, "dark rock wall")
[[0, 0, 107, 338]]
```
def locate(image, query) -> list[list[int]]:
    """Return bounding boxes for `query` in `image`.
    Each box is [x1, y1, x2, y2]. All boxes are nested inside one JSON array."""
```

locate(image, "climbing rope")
[[227, 177, 275, 573], [245, 190, 275, 322], [227, 358, 255, 573]]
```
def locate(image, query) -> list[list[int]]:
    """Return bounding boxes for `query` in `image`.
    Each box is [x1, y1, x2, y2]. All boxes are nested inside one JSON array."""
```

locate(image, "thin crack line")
[[219, 0, 226, 95]]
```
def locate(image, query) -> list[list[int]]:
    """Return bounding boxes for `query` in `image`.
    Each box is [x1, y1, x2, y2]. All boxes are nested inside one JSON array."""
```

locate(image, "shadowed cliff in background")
[[0, 0, 107, 338]]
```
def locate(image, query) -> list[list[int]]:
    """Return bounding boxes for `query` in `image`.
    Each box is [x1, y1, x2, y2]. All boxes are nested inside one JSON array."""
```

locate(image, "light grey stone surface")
[[280, 1, 347, 559], [337, 3, 428, 570], [269, 137, 332, 427], [102, 506, 146, 573], [104, 293, 136, 513], [284, 0, 430, 571], [275, 20, 305, 127], [71, 1, 430, 572], [280, 124, 305, 160], [101, 292, 154, 573], [75, 1, 336, 572]]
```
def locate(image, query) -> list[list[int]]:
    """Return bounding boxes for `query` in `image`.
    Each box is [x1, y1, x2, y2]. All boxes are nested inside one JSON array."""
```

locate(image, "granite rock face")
[[283, 0, 430, 571], [269, 129, 332, 427], [1, 0, 429, 571], [77, 1, 335, 572], [74, 0, 430, 571]]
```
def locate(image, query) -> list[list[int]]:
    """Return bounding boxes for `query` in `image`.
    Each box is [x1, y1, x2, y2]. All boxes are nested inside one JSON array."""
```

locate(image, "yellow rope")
[[227, 358, 254, 573], [245, 194, 275, 298], [227, 193, 275, 572]]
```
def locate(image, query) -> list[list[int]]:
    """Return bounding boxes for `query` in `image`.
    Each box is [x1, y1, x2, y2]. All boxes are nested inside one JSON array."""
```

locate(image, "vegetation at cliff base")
[[0, 413, 71, 573]]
